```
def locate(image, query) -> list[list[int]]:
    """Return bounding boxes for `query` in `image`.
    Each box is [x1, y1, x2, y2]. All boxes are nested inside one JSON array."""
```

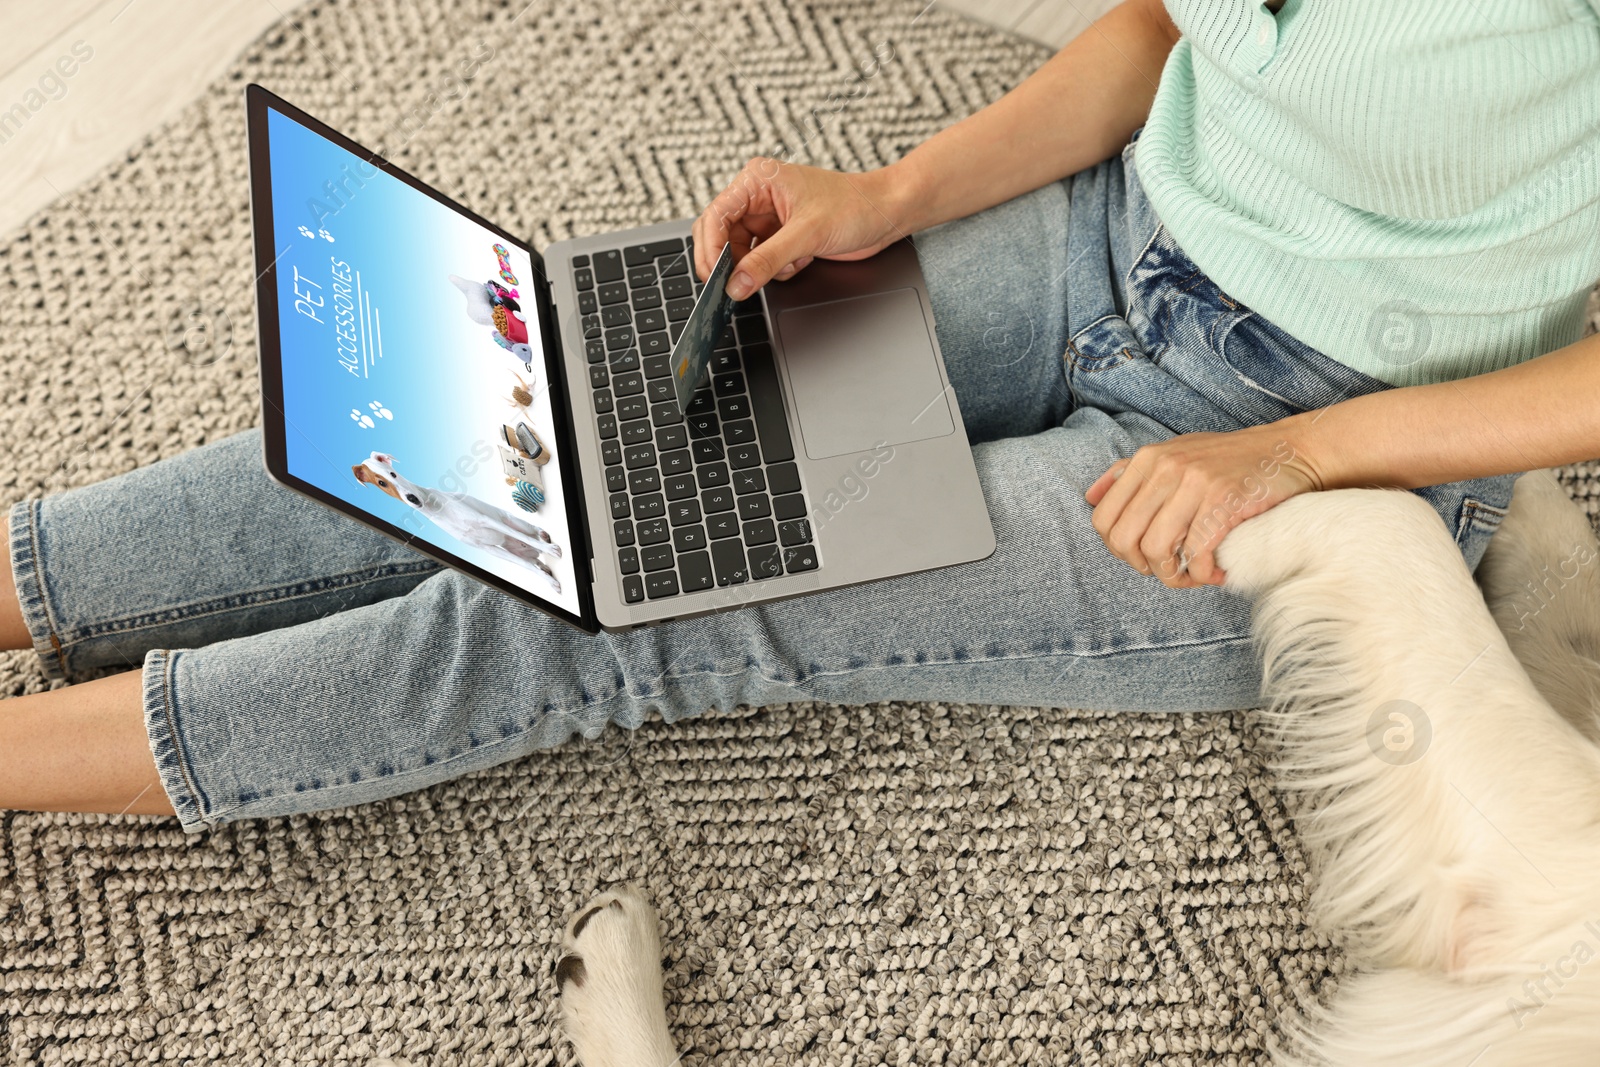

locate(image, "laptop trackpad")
[[776, 288, 954, 461]]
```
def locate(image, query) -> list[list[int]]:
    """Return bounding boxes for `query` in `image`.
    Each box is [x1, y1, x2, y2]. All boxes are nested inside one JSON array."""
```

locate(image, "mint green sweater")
[[1135, 0, 1600, 386]]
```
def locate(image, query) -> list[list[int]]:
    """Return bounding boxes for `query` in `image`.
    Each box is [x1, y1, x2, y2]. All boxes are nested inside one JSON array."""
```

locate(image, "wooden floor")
[[0, 0, 1097, 237], [1, 0, 295, 236]]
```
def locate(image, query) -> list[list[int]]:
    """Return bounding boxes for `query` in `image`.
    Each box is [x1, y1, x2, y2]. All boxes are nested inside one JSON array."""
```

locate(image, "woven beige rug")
[[1, 1, 1596, 1063]]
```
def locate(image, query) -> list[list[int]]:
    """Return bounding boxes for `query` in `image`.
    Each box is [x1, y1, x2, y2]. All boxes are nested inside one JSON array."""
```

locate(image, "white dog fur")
[[553, 470, 1600, 1066], [352, 452, 563, 593]]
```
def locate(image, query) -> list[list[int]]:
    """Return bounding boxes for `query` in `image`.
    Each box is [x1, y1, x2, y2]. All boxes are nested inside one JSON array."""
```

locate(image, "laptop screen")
[[257, 100, 588, 624]]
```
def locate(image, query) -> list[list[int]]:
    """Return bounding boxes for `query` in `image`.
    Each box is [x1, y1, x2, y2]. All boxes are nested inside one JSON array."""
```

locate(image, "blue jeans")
[[7, 141, 1517, 832]]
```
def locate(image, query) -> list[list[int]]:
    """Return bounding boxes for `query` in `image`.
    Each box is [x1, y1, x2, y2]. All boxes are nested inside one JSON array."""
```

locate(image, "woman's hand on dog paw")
[[1085, 424, 1322, 588]]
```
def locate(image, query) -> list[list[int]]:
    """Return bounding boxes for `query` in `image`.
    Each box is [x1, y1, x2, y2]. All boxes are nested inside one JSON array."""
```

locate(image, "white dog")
[[352, 452, 563, 594], [550, 470, 1600, 1067]]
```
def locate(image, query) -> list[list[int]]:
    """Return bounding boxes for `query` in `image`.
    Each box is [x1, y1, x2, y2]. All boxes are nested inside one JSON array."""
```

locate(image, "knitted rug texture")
[[1, 1, 1597, 1063]]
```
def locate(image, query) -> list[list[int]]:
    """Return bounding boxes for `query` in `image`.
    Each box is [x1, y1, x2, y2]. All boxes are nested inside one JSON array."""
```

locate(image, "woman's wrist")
[[859, 158, 934, 237], [1281, 405, 1388, 492]]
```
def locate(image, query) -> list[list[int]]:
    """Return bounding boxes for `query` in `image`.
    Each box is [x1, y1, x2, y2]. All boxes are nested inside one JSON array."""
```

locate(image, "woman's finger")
[[1181, 509, 1233, 586], [1084, 458, 1129, 506], [729, 213, 782, 256], [1088, 455, 1150, 550], [691, 212, 708, 279], [772, 255, 816, 281], [1103, 478, 1174, 576], [699, 166, 767, 277], [1140, 481, 1206, 586], [726, 219, 817, 299], [695, 205, 726, 280]]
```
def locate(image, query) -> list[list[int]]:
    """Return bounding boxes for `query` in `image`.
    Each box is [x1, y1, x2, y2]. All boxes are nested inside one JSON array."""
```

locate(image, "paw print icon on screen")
[[350, 402, 393, 429], [297, 225, 335, 242]]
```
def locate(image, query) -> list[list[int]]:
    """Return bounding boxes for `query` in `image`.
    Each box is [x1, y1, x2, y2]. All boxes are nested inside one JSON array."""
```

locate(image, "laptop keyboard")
[[570, 237, 819, 605]]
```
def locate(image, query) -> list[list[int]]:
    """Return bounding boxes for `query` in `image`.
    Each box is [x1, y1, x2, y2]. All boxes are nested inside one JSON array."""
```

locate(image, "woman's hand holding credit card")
[[669, 243, 737, 409], [689, 158, 912, 299]]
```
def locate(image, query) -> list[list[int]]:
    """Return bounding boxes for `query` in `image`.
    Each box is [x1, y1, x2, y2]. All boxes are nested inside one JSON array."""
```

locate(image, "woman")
[[2, 0, 1596, 829]]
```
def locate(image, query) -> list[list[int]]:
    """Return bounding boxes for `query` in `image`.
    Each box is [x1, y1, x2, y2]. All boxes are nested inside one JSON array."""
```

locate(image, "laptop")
[[245, 85, 994, 633]]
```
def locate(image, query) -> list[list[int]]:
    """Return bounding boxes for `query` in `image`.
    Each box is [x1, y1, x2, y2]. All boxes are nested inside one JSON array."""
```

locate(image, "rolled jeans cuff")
[[13, 497, 210, 833], [9, 498, 71, 683], [141, 648, 210, 833]]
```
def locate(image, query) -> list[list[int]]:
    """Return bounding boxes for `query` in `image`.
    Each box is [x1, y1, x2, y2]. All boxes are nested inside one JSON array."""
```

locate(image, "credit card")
[[670, 242, 738, 410]]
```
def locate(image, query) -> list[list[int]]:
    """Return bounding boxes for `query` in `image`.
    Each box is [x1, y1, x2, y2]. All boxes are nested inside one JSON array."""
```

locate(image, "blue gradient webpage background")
[[266, 108, 580, 615]]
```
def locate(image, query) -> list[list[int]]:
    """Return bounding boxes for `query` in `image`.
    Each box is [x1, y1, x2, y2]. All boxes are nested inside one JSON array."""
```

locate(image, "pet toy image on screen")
[[262, 105, 584, 619], [670, 243, 737, 410]]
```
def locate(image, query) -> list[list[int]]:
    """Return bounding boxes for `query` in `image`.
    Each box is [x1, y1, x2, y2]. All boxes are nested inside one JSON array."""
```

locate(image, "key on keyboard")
[[574, 236, 819, 603]]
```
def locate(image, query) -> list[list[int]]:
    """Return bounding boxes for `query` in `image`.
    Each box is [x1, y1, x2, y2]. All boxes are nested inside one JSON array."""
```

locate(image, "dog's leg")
[[482, 537, 561, 593], [556, 887, 680, 1067], [1218, 488, 1600, 967], [499, 509, 556, 546], [1218, 490, 1600, 1066], [507, 528, 561, 559], [1478, 469, 1600, 742]]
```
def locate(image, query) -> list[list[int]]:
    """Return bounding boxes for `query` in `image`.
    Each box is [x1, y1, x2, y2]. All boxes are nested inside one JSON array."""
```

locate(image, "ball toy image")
[[509, 478, 546, 513]]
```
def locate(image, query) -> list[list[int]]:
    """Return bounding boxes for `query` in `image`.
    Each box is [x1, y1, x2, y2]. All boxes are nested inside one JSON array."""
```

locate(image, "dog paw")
[[1218, 488, 1447, 597], [557, 886, 679, 1067]]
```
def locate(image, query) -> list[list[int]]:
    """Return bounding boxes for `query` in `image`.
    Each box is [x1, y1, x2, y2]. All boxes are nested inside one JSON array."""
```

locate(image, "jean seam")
[[1205, 304, 1254, 359], [1211, 312, 1304, 409], [201, 684, 641, 824], [1124, 223, 1167, 296], [635, 633, 1255, 695], [1457, 497, 1507, 544], [1071, 346, 1138, 373], [1066, 320, 1138, 372], [49, 560, 441, 653], [9, 499, 71, 681], [188, 633, 1256, 825], [25, 502, 67, 678]]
